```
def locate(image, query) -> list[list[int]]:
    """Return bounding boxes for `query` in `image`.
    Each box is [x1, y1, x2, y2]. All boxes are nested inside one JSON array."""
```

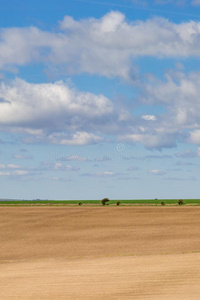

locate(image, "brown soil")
[[1, 206, 200, 299]]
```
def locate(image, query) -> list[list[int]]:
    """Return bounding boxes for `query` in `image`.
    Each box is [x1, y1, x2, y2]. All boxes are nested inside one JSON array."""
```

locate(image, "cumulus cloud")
[[0, 78, 127, 145], [132, 70, 200, 148], [1, 12, 200, 80], [2, 69, 200, 149], [119, 132, 177, 148], [1, 12, 200, 149], [141, 115, 156, 121], [0, 26, 52, 70], [0, 78, 114, 126], [189, 130, 200, 144]]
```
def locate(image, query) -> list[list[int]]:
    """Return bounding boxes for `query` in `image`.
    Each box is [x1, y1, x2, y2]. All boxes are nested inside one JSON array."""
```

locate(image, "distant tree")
[[161, 201, 165, 206], [101, 198, 109, 206], [116, 201, 120, 206], [178, 199, 184, 206], [78, 202, 82, 206]]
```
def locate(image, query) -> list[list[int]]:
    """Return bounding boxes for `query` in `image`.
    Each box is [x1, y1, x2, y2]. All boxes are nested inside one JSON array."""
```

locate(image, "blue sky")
[[1, 0, 200, 200]]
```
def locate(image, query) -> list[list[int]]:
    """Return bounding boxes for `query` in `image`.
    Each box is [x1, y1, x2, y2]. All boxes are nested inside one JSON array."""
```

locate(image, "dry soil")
[[1, 206, 200, 299]]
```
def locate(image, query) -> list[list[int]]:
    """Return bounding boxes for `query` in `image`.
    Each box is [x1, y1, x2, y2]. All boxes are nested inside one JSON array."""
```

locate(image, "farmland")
[[1, 206, 200, 299]]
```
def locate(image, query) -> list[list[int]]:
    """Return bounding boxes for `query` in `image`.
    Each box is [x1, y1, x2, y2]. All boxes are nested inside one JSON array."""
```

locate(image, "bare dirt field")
[[1, 206, 200, 299]]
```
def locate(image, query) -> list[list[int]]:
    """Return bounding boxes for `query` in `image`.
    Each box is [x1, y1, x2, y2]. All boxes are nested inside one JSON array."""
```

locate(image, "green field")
[[0, 199, 200, 206]]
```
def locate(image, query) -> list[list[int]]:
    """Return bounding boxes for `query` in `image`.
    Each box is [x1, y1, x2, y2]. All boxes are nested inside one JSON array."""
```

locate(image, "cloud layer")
[[1, 12, 200, 80], [0, 78, 129, 144], [2, 69, 200, 148], [1, 12, 200, 149]]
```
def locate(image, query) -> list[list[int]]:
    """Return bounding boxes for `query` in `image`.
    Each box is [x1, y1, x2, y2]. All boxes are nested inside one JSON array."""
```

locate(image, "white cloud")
[[2, 69, 200, 149], [0, 27, 51, 70], [119, 132, 176, 148], [1, 12, 200, 80], [0, 78, 124, 145], [132, 70, 200, 148], [49, 132, 104, 146], [0, 163, 31, 177], [189, 130, 200, 144], [0, 78, 113, 126], [1, 20, 200, 150], [141, 115, 156, 121]]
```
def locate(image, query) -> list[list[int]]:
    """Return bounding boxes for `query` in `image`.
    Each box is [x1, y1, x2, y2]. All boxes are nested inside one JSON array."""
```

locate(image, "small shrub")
[[116, 201, 120, 206], [78, 202, 82, 206], [161, 201, 165, 206], [101, 198, 109, 206], [178, 199, 184, 206]]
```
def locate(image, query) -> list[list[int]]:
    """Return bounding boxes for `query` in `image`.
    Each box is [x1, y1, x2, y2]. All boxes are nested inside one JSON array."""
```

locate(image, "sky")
[[1, 0, 200, 200]]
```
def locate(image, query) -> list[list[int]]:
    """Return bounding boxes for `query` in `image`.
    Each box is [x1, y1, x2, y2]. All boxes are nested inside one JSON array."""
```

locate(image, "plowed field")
[[1, 206, 200, 299]]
